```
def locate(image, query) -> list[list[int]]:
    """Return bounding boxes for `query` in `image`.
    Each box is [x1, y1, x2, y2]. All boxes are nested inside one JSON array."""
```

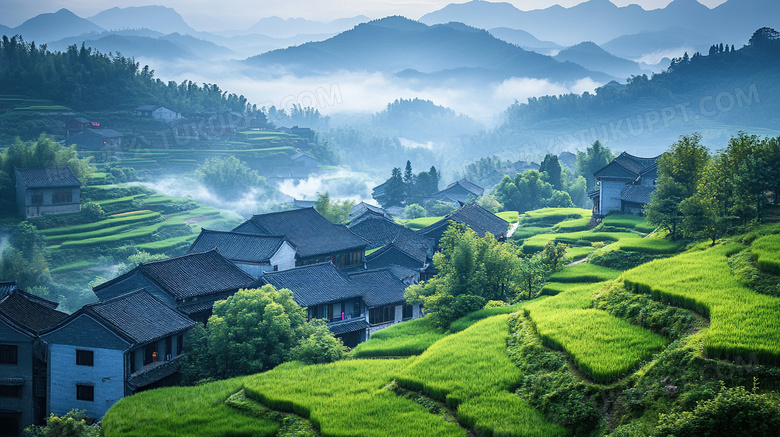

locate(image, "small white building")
[[588, 152, 660, 217], [15, 167, 81, 218], [135, 105, 182, 122]]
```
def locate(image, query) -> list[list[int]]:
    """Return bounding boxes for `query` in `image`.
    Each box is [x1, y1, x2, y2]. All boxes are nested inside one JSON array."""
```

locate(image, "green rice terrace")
[[101, 208, 780, 436]]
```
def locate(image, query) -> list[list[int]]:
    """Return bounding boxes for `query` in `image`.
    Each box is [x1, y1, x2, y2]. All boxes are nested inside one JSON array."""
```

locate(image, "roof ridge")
[[138, 248, 221, 268]]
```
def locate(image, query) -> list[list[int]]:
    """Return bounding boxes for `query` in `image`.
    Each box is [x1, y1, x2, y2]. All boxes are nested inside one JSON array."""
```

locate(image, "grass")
[[44, 224, 136, 242], [552, 217, 591, 232], [94, 194, 147, 206], [520, 208, 591, 226], [613, 238, 683, 255], [511, 226, 549, 240], [548, 263, 622, 283], [623, 243, 780, 364], [448, 303, 524, 333], [351, 316, 445, 358], [496, 211, 520, 223], [566, 246, 594, 260], [397, 315, 568, 436], [404, 216, 444, 230], [597, 214, 650, 231], [244, 360, 464, 437], [102, 377, 278, 437], [57, 220, 183, 248], [38, 211, 160, 236], [522, 231, 641, 253], [50, 260, 97, 274], [524, 283, 668, 383], [136, 234, 198, 254], [751, 233, 780, 274]]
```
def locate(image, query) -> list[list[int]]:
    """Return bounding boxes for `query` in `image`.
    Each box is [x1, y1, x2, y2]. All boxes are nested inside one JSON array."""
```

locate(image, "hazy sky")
[[2, 0, 729, 30]]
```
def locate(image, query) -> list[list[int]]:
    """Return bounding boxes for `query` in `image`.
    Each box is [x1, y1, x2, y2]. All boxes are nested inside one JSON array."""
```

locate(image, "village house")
[[347, 212, 435, 283], [134, 105, 182, 122], [587, 152, 660, 217], [421, 203, 509, 247], [186, 229, 297, 278], [65, 117, 101, 138], [41, 291, 194, 420], [348, 202, 392, 222], [233, 208, 368, 269], [92, 250, 256, 324], [290, 150, 319, 169], [260, 263, 418, 347], [15, 167, 81, 218], [0, 282, 68, 436], [66, 129, 123, 157], [425, 179, 484, 205]]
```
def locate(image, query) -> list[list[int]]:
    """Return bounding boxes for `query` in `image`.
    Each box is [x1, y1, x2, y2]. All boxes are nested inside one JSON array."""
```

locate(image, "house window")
[[369, 306, 395, 325], [53, 190, 72, 204], [273, 265, 279, 272], [352, 300, 361, 317], [76, 350, 94, 366], [76, 384, 94, 402], [0, 414, 20, 435], [177, 335, 183, 355], [31, 191, 43, 205], [0, 384, 22, 398], [403, 304, 414, 320], [129, 351, 136, 374], [0, 345, 17, 365], [143, 343, 157, 365], [165, 337, 172, 360]]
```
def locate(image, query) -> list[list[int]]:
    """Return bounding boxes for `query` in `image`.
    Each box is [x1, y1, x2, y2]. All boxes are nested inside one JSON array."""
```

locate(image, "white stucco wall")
[[271, 242, 297, 271]]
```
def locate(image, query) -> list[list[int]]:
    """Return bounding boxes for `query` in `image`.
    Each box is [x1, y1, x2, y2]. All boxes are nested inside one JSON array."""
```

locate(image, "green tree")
[[539, 154, 564, 190], [195, 156, 270, 201], [645, 134, 710, 240], [402, 203, 427, 219], [314, 192, 354, 224], [290, 318, 347, 364], [566, 175, 588, 208], [492, 175, 522, 211], [514, 170, 554, 212], [576, 140, 614, 192], [517, 254, 545, 300], [375, 167, 405, 208], [546, 190, 574, 208], [538, 241, 569, 274], [0, 222, 50, 289]]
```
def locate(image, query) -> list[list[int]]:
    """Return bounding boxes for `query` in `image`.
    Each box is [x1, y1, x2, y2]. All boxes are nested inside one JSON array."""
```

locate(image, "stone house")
[[426, 179, 484, 204], [186, 229, 297, 278], [587, 152, 660, 217], [134, 105, 182, 122], [15, 167, 81, 218], [420, 203, 509, 247]]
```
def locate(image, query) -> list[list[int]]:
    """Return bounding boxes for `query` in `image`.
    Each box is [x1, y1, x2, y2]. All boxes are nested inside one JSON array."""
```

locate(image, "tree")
[[566, 176, 588, 208], [576, 140, 614, 192], [748, 27, 780, 47], [24, 410, 100, 437], [403, 160, 415, 193], [314, 192, 354, 223], [538, 241, 569, 274], [546, 190, 574, 208], [645, 134, 710, 240], [539, 154, 564, 190], [195, 156, 271, 201], [375, 167, 405, 208], [0, 222, 50, 289], [402, 203, 427, 219], [514, 170, 554, 212], [290, 319, 347, 364], [517, 254, 545, 300]]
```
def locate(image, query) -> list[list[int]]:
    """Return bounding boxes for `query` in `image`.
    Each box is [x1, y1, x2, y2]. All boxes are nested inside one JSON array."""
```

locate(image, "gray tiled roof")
[[15, 167, 81, 189], [261, 262, 361, 307], [365, 245, 426, 272], [421, 203, 508, 242], [82, 128, 123, 138], [0, 291, 68, 334], [329, 318, 369, 335], [0, 281, 18, 296], [348, 215, 432, 263], [348, 202, 390, 221], [348, 269, 408, 307], [187, 229, 289, 264], [94, 250, 256, 300], [83, 290, 194, 345], [127, 355, 183, 391], [620, 185, 656, 205], [594, 152, 660, 180], [234, 208, 367, 259]]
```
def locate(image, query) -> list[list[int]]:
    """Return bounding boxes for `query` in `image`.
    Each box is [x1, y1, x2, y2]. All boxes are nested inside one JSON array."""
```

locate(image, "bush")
[[402, 203, 427, 219], [290, 319, 347, 364], [24, 409, 100, 437], [81, 202, 105, 221], [655, 382, 780, 437]]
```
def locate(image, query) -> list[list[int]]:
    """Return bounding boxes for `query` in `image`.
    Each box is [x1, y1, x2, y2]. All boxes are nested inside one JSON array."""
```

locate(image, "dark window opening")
[[165, 337, 172, 360], [0, 385, 22, 398], [143, 343, 157, 366], [53, 190, 73, 204], [352, 300, 361, 317], [31, 191, 43, 205], [129, 351, 136, 374], [369, 306, 396, 325], [0, 414, 20, 437], [76, 384, 94, 402], [76, 350, 94, 366], [177, 335, 183, 355], [0, 345, 18, 365], [403, 304, 414, 320]]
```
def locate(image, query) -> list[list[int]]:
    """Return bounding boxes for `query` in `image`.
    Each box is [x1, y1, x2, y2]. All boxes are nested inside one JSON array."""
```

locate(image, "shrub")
[[24, 410, 100, 437], [402, 203, 427, 219], [290, 319, 347, 364]]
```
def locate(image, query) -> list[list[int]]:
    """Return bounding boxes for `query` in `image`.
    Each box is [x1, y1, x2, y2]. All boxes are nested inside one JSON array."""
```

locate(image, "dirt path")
[[506, 221, 520, 238]]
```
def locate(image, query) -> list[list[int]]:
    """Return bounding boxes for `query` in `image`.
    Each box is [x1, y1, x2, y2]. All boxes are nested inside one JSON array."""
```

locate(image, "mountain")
[[246, 17, 611, 84], [554, 41, 647, 80], [602, 27, 711, 61], [11, 8, 105, 43], [88, 6, 198, 36], [197, 32, 337, 59], [247, 15, 369, 38], [46, 32, 236, 61], [0, 24, 10, 35], [488, 28, 562, 54], [420, 0, 780, 51]]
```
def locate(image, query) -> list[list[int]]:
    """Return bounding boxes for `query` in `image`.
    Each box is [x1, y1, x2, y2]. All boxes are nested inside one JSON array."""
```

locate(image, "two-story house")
[[233, 208, 368, 269], [587, 152, 660, 217], [186, 229, 297, 278], [15, 167, 81, 218], [41, 290, 194, 420], [260, 263, 418, 347], [0, 283, 68, 436], [420, 203, 509, 247], [92, 250, 257, 323]]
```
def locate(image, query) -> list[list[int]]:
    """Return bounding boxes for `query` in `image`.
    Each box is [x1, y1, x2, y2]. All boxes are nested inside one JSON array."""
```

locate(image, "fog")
[[276, 169, 382, 202]]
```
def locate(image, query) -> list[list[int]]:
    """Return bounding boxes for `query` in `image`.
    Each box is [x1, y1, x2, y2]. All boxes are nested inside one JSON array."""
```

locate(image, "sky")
[[2, 0, 729, 31]]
